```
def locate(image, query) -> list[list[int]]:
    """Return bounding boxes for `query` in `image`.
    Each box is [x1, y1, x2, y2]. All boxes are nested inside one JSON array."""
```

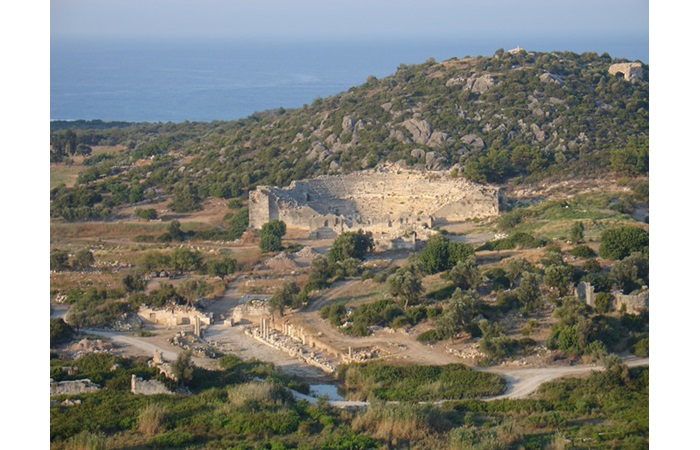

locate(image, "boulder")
[[401, 118, 433, 145], [427, 131, 449, 147], [460, 134, 485, 151], [539, 72, 564, 84], [531, 124, 546, 142], [342, 116, 354, 134], [465, 74, 495, 94], [425, 151, 447, 170], [410, 148, 426, 159]]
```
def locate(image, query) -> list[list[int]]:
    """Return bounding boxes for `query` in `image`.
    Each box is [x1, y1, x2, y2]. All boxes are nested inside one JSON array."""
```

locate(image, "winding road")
[[83, 327, 649, 404]]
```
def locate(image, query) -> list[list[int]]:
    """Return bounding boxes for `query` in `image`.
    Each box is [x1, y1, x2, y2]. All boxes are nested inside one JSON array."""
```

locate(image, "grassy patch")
[[338, 363, 506, 401]]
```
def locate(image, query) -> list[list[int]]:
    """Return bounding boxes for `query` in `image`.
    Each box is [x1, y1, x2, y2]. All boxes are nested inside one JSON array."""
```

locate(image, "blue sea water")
[[51, 36, 648, 123]]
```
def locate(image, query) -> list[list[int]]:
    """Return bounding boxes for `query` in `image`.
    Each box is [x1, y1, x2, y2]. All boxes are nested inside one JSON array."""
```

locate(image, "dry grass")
[[50, 146, 124, 190], [50, 270, 124, 294], [62, 430, 107, 450], [352, 403, 450, 444], [51, 222, 170, 243], [137, 403, 166, 437], [225, 381, 291, 410]]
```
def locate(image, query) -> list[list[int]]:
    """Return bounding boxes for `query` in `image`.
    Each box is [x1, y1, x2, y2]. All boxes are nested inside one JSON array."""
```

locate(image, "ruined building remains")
[[249, 167, 499, 239], [608, 62, 644, 81]]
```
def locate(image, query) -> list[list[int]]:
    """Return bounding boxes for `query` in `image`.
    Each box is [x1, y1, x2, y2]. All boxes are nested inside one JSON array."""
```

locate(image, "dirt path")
[[482, 356, 650, 400]]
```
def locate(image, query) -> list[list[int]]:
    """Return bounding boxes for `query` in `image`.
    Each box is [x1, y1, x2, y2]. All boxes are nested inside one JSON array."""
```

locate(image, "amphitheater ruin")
[[249, 167, 500, 243]]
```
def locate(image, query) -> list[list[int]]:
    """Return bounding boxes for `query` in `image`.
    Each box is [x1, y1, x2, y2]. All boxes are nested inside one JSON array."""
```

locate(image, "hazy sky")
[[51, 0, 648, 41]]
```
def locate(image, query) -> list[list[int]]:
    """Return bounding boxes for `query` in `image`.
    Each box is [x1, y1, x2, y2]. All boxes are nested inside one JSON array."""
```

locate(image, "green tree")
[[122, 272, 146, 293], [571, 245, 597, 259], [169, 184, 201, 213], [544, 264, 573, 298], [50, 318, 74, 347], [515, 272, 541, 313], [505, 258, 533, 288], [305, 256, 334, 292], [176, 279, 209, 308], [171, 350, 195, 386], [448, 241, 476, 267], [610, 136, 649, 175], [206, 257, 238, 279], [50, 249, 70, 271], [140, 250, 169, 272], [135, 207, 158, 220], [610, 252, 648, 294], [387, 266, 424, 308], [546, 297, 592, 354], [448, 256, 481, 290], [478, 319, 514, 359], [436, 289, 478, 340], [163, 220, 186, 242], [227, 207, 249, 240], [328, 230, 374, 262], [170, 247, 203, 274], [570, 221, 585, 243], [599, 226, 649, 260], [147, 283, 182, 307], [71, 249, 95, 270], [259, 220, 287, 252], [268, 281, 301, 317], [419, 234, 451, 274]]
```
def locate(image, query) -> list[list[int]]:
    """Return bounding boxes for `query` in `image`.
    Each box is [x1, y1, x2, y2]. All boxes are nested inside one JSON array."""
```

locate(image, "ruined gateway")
[[249, 167, 499, 242]]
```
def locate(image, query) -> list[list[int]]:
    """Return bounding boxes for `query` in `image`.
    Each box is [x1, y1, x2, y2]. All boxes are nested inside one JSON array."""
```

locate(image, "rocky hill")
[[50, 49, 648, 220]]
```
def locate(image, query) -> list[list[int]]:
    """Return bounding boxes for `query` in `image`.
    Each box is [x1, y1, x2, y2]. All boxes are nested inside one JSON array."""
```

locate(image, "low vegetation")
[[338, 362, 506, 401]]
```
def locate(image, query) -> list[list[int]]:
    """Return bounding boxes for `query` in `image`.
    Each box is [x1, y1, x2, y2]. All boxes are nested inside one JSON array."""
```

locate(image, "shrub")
[[50, 318, 74, 347], [72, 249, 95, 270], [570, 245, 596, 259], [328, 230, 374, 262], [150, 430, 196, 448], [259, 220, 287, 252], [599, 226, 649, 260], [417, 329, 442, 343], [50, 249, 70, 271], [632, 337, 649, 357], [135, 207, 158, 220]]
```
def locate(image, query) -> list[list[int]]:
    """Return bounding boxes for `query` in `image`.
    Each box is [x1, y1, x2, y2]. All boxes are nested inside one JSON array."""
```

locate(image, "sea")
[[51, 36, 648, 123]]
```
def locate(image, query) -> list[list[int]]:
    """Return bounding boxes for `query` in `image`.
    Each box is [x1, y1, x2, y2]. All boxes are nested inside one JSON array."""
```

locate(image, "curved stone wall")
[[249, 168, 499, 238]]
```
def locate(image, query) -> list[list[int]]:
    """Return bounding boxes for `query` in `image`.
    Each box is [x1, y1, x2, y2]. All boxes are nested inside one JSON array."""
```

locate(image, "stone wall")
[[138, 306, 214, 327], [575, 281, 596, 308], [249, 167, 499, 239], [130, 374, 173, 395], [50, 379, 100, 396], [576, 281, 648, 315], [613, 288, 649, 314]]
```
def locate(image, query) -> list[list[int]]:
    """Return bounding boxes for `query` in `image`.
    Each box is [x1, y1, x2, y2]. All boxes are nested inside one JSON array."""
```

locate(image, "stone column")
[[194, 316, 201, 338]]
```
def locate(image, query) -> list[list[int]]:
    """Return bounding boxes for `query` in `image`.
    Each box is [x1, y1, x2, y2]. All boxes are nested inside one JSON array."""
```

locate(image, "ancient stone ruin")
[[608, 62, 644, 81], [130, 374, 173, 395], [50, 379, 101, 396], [576, 281, 648, 314], [249, 167, 499, 241]]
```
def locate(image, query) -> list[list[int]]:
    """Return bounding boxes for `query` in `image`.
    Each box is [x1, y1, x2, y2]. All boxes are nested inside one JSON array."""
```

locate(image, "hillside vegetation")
[[50, 49, 647, 221]]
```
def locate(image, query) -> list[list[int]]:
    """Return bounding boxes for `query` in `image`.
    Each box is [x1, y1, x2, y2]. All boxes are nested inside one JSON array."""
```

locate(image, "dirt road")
[[84, 326, 648, 403], [483, 356, 650, 400]]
